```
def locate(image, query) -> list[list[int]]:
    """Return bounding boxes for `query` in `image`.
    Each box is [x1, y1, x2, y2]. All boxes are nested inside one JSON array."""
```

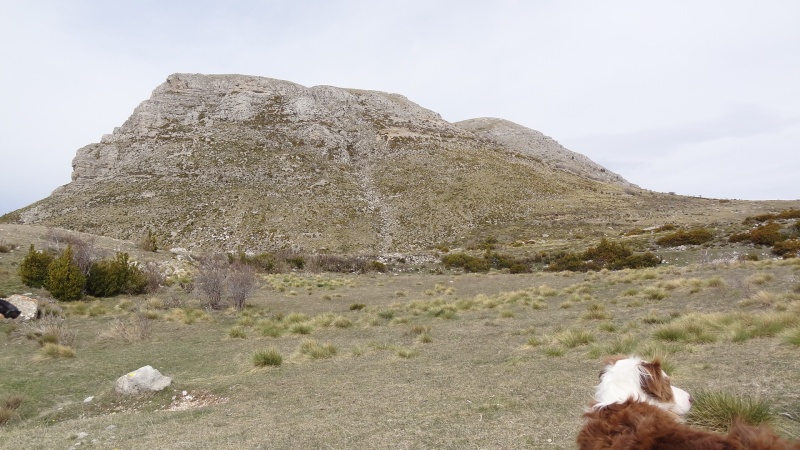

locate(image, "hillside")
[[2, 73, 796, 254]]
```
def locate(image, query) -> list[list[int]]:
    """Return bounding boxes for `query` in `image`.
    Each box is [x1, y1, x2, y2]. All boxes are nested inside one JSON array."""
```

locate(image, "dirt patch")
[[165, 390, 228, 411]]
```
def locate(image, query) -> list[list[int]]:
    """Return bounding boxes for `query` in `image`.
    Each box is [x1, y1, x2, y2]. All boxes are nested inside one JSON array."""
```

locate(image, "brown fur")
[[578, 399, 800, 450]]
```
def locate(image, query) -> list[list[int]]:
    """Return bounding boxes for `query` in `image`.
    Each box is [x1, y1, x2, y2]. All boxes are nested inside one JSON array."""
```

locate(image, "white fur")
[[593, 356, 692, 417]]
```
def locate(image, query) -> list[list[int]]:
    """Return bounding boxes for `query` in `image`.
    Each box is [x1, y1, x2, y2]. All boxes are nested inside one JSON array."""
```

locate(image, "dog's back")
[[579, 400, 743, 450], [0, 299, 21, 319]]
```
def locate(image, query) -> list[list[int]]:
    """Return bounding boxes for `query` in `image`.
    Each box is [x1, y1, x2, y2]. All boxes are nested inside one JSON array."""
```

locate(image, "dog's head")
[[592, 356, 692, 418]]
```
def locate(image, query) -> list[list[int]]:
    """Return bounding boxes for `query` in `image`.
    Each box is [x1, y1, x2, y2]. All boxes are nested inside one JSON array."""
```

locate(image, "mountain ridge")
[[5, 73, 782, 254]]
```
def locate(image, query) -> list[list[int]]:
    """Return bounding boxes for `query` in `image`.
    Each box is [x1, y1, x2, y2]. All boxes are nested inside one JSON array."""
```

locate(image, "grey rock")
[[5, 295, 38, 320], [115, 365, 172, 395]]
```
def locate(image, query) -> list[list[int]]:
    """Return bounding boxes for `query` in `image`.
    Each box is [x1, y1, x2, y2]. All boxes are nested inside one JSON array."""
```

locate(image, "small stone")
[[76, 432, 89, 439], [83, 396, 94, 403]]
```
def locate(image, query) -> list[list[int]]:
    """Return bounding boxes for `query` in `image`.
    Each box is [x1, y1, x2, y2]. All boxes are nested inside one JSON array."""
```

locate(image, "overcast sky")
[[1, 0, 798, 215]]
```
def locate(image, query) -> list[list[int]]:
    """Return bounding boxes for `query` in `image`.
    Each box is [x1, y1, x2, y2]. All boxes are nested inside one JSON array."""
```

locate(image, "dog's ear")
[[640, 360, 674, 402]]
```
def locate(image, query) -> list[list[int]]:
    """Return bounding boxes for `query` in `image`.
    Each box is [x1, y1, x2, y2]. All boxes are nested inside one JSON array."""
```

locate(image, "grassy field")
[[1, 228, 800, 449]]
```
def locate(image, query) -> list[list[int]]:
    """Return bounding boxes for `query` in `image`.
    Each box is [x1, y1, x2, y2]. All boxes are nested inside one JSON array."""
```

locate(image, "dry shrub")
[[196, 255, 228, 309], [228, 263, 257, 311], [19, 315, 76, 347], [100, 314, 152, 343], [38, 343, 75, 359]]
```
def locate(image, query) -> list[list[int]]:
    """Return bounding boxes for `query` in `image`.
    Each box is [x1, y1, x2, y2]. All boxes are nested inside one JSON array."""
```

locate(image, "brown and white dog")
[[578, 356, 800, 450]]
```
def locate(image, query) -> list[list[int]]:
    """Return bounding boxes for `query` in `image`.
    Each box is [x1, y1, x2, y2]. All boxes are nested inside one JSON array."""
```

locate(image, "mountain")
[[1, 73, 758, 254]]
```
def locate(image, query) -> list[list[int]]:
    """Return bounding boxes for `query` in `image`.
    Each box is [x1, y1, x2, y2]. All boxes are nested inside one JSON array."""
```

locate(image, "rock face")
[[115, 365, 172, 395], [8, 73, 649, 254]]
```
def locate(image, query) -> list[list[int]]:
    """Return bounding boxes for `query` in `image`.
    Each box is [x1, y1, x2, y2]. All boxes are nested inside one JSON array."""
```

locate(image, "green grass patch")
[[686, 390, 774, 432], [253, 347, 283, 367]]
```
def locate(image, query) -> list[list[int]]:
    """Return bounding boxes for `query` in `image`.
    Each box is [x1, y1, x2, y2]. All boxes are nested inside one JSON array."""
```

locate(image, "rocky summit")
[[4, 73, 735, 254]]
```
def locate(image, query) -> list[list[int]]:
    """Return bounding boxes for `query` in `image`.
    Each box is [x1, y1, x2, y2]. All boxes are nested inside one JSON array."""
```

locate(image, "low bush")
[[548, 239, 661, 272], [137, 230, 158, 252], [748, 222, 783, 246], [656, 228, 714, 246], [744, 208, 800, 224], [773, 239, 800, 258], [441, 251, 532, 273], [46, 245, 85, 302], [86, 252, 147, 297], [18, 244, 54, 288]]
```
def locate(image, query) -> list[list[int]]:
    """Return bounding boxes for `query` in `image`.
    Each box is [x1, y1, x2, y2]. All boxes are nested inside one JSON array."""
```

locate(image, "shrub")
[[771, 239, 800, 258], [253, 347, 283, 367], [609, 253, 662, 270], [46, 245, 86, 302], [548, 239, 660, 272], [18, 244, 54, 288], [748, 222, 783, 246], [441, 253, 489, 272], [101, 315, 152, 343], [441, 251, 531, 273], [227, 264, 257, 311], [744, 208, 800, 224], [228, 251, 277, 272], [86, 252, 147, 297], [306, 254, 382, 273], [730, 222, 786, 247], [21, 315, 77, 347], [137, 230, 158, 252], [656, 228, 714, 246], [142, 262, 166, 293], [196, 255, 228, 309]]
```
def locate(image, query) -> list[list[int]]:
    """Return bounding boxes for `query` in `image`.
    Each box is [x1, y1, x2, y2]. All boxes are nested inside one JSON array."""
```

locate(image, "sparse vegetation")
[[2, 205, 800, 448]]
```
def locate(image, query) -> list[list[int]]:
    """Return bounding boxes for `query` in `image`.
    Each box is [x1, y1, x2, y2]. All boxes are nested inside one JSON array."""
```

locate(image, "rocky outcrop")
[[9, 73, 648, 253]]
